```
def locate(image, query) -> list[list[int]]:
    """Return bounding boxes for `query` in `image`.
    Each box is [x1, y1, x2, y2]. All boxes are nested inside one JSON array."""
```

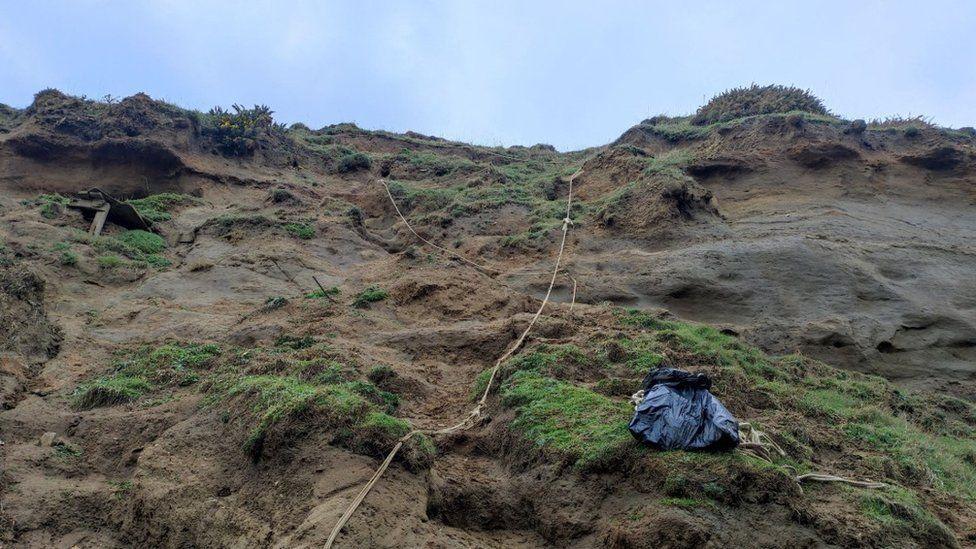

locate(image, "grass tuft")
[[126, 193, 198, 222], [73, 375, 152, 409], [353, 286, 389, 308], [500, 370, 636, 470], [283, 222, 315, 239]]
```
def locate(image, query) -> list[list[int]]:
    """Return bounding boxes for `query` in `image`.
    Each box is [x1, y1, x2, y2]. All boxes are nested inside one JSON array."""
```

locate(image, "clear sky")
[[1, 0, 974, 150]]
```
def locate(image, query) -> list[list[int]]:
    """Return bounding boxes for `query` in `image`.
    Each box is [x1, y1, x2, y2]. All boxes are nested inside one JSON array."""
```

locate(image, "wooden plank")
[[88, 207, 109, 237]]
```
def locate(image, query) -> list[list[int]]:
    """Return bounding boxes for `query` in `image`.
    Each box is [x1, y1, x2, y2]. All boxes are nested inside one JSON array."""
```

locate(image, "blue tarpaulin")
[[628, 368, 740, 451]]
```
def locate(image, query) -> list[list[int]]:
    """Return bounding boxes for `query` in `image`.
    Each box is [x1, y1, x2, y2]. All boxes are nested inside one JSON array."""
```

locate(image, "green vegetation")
[[306, 286, 340, 299], [692, 84, 830, 125], [394, 149, 477, 176], [500, 370, 636, 470], [204, 104, 283, 156], [210, 371, 430, 467], [69, 230, 170, 270], [480, 307, 974, 542], [35, 193, 70, 219], [209, 214, 275, 230], [643, 149, 696, 180], [73, 375, 152, 409], [110, 480, 135, 499], [126, 193, 198, 222], [117, 230, 165, 254], [353, 286, 389, 308], [206, 214, 323, 243], [54, 443, 83, 459], [275, 335, 316, 350], [96, 254, 124, 269], [637, 116, 712, 142], [336, 151, 372, 173], [385, 158, 581, 244], [283, 222, 315, 239], [72, 343, 220, 409], [637, 109, 841, 143], [658, 497, 713, 509], [59, 251, 78, 266], [367, 364, 395, 384], [856, 486, 948, 538]]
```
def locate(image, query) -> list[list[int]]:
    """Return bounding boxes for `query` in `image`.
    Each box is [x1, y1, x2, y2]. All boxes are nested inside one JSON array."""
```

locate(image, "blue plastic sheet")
[[628, 368, 740, 451]]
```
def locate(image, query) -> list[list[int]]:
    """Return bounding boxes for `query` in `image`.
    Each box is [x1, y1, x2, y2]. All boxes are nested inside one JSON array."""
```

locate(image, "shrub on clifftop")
[[692, 84, 830, 125]]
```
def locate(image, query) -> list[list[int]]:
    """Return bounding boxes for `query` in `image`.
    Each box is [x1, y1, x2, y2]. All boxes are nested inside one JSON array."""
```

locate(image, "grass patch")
[[353, 286, 389, 308], [117, 230, 165, 254], [801, 389, 860, 418], [53, 443, 83, 459], [394, 149, 477, 176], [70, 230, 171, 270], [617, 308, 976, 507], [96, 254, 125, 269], [73, 375, 152, 409], [857, 485, 948, 538], [59, 251, 78, 266], [283, 222, 315, 239], [73, 343, 220, 409], [643, 149, 696, 179], [500, 370, 636, 470], [126, 193, 198, 222], [306, 286, 340, 299], [214, 374, 432, 467], [658, 497, 713, 509], [34, 193, 70, 219], [110, 480, 134, 499]]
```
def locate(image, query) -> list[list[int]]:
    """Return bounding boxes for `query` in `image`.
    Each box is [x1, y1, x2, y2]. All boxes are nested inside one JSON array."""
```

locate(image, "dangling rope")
[[379, 179, 501, 275], [379, 178, 579, 292], [325, 169, 582, 548], [736, 422, 885, 492]]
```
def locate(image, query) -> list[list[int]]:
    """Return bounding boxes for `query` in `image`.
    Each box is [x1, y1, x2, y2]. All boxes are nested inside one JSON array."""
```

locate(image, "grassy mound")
[[117, 230, 165, 254], [692, 84, 830, 126], [73, 375, 152, 409], [353, 286, 389, 308], [126, 193, 198, 222], [68, 229, 172, 269], [482, 309, 974, 544], [206, 343, 432, 468], [73, 343, 220, 409]]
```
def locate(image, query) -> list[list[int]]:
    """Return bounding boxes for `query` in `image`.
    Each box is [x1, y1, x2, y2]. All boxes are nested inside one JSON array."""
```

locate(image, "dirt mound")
[[595, 177, 723, 241]]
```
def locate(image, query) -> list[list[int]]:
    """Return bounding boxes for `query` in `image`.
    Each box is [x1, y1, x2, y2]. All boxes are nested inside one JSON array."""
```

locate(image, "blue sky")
[[1, 0, 974, 150]]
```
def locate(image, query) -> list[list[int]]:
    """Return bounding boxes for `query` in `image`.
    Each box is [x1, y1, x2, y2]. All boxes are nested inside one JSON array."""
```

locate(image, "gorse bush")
[[692, 84, 830, 126], [336, 152, 372, 173], [204, 104, 284, 156]]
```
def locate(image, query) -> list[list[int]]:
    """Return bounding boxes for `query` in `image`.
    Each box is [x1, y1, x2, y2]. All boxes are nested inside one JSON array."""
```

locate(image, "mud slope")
[[1, 90, 975, 547]]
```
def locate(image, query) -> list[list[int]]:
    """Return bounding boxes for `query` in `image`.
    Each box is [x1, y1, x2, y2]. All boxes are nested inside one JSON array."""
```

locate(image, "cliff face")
[[0, 90, 974, 547]]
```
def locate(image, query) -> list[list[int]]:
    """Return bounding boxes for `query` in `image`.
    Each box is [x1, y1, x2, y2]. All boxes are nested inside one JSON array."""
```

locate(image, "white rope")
[[379, 179, 501, 274], [324, 168, 582, 548]]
